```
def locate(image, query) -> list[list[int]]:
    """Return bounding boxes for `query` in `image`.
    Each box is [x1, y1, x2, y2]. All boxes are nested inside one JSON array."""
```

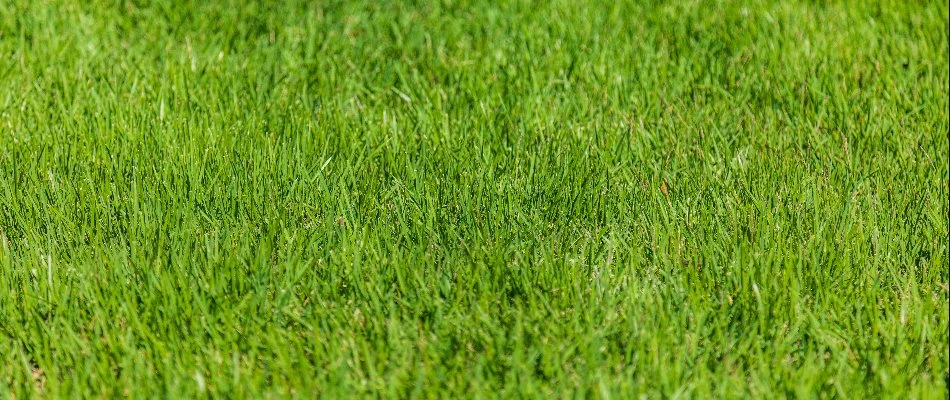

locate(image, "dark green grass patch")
[[0, 0, 947, 397]]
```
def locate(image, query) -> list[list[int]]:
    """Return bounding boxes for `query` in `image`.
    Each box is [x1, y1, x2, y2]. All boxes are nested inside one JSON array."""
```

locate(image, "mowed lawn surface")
[[1, 0, 947, 397]]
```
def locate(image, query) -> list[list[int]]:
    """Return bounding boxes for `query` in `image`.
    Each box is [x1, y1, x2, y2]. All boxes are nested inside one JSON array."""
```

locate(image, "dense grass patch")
[[0, 0, 947, 397]]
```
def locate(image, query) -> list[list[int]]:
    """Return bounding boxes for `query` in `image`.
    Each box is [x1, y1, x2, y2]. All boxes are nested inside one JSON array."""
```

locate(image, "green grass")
[[0, 0, 947, 397]]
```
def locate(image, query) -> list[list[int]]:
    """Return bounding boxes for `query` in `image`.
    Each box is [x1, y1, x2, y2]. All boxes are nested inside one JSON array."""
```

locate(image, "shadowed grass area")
[[0, 0, 947, 397]]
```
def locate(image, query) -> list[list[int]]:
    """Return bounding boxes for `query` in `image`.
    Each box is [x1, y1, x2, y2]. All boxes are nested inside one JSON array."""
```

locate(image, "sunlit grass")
[[0, 0, 947, 397]]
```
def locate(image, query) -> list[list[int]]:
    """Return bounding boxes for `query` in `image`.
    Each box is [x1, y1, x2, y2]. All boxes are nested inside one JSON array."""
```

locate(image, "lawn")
[[0, 0, 947, 397]]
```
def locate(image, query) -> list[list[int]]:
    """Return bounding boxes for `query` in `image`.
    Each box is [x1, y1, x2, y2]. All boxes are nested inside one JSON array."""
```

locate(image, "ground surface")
[[0, 0, 948, 398]]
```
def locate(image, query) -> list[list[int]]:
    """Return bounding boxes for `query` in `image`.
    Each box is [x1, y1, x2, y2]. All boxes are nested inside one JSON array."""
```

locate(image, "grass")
[[0, 0, 947, 397]]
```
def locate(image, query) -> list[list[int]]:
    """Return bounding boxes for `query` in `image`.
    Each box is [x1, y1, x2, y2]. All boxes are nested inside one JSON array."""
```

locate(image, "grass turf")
[[0, 0, 948, 397]]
